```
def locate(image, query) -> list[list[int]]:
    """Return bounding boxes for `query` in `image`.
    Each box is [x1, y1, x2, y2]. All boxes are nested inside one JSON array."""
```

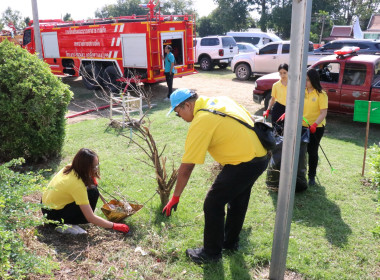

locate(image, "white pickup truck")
[[194, 36, 239, 71], [231, 41, 320, 80]]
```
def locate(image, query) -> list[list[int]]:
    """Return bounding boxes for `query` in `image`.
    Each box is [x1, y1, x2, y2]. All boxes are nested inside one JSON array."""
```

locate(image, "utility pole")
[[269, 0, 312, 279], [319, 15, 326, 45], [31, 0, 43, 60]]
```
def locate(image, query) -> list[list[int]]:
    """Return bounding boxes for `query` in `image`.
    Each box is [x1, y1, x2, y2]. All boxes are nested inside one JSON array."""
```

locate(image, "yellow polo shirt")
[[302, 89, 328, 127], [182, 96, 267, 165], [42, 167, 90, 210], [271, 80, 287, 106]]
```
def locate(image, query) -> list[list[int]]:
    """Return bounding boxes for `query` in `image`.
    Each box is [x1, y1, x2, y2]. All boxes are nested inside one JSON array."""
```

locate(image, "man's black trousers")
[[203, 155, 269, 256], [41, 188, 99, 225], [165, 72, 174, 98]]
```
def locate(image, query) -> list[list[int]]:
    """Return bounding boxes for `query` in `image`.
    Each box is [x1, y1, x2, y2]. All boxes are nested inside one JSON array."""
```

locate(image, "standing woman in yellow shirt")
[[42, 148, 130, 234], [263, 63, 288, 132], [303, 69, 328, 186]]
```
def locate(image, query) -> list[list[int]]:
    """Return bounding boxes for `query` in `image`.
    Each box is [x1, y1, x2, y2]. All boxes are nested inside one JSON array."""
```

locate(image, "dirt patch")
[[64, 71, 264, 124], [253, 266, 304, 280]]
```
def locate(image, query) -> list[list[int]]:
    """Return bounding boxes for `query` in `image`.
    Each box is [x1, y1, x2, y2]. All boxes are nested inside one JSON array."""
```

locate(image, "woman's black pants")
[[307, 126, 325, 179], [41, 188, 99, 225], [203, 155, 269, 256]]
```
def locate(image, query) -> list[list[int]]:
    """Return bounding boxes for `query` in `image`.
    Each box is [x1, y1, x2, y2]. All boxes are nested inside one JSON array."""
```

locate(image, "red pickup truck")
[[253, 50, 380, 113]]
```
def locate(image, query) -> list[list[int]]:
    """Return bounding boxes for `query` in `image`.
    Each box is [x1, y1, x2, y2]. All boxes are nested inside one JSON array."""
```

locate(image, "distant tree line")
[[198, 0, 380, 40], [1, 0, 379, 41]]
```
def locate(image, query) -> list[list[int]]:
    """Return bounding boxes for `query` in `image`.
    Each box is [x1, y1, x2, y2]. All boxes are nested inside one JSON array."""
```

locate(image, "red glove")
[[277, 113, 286, 122], [162, 195, 180, 217], [309, 122, 318, 134], [263, 110, 270, 118], [112, 223, 130, 233]]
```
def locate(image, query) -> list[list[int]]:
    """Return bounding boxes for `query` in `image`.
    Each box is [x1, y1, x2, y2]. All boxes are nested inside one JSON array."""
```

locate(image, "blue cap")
[[167, 88, 194, 116]]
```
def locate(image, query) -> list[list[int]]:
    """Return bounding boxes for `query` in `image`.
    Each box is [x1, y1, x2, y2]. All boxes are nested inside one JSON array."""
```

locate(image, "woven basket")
[[101, 199, 143, 222]]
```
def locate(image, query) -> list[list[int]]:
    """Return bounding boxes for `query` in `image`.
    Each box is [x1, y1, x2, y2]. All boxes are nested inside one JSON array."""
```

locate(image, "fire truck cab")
[[22, 1, 196, 91]]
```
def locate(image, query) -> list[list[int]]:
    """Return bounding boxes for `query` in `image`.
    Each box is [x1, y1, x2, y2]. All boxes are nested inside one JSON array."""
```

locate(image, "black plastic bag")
[[266, 127, 309, 192]]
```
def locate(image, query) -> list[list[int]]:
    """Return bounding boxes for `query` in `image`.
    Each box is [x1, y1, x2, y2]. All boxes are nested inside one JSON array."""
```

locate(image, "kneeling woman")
[[42, 148, 129, 234]]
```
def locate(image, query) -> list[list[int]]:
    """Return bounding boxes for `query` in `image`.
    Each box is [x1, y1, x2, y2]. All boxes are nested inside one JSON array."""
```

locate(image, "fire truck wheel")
[[81, 64, 101, 90], [200, 57, 213, 71], [103, 66, 121, 92]]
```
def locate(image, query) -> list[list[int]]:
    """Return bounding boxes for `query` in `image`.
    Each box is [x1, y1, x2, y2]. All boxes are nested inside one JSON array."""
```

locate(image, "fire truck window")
[[23, 29, 31, 46], [343, 63, 367, 86], [314, 62, 340, 83]]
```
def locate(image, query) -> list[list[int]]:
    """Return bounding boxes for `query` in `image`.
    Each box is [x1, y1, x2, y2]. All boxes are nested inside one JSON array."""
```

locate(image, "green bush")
[[369, 143, 380, 188], [0, 158, 57, 279], [0, 40, 73, 161]]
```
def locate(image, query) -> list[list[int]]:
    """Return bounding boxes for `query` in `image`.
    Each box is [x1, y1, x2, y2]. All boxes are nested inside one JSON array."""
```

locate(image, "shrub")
[[0, 158, 56, 278], [369, 143, 380, 238], [369, 143, 380, 189], [0, 40, 73, 161]]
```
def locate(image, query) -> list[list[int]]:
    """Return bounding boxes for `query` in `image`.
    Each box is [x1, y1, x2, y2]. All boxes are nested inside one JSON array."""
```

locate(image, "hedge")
[[0, 40, 72, 161]]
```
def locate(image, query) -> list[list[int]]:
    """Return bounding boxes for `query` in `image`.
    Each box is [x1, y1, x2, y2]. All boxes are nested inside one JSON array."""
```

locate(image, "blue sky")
[[0, 0, 217, 21]]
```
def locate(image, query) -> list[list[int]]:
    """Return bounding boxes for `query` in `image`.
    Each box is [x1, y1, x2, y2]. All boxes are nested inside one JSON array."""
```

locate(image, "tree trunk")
[[159, 191, 169, 206], [260, 0, 267, 32]]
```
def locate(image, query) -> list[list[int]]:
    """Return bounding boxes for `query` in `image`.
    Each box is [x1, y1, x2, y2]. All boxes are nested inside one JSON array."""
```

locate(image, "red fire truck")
[[22, 1, 196, 90]]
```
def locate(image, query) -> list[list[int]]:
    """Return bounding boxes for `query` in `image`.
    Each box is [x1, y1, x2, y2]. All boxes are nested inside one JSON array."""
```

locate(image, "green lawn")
[[42, 100, 380, 279]]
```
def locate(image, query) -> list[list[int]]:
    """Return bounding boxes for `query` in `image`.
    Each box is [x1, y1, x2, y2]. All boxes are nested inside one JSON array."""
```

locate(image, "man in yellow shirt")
[[163, 88, 269, 264]]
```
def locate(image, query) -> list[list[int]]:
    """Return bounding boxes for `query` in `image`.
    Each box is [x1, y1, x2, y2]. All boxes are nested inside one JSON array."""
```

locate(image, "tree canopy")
[[196, 0, 380, 40], [95, 0, 195, 18], [0, 7, 26, 31]]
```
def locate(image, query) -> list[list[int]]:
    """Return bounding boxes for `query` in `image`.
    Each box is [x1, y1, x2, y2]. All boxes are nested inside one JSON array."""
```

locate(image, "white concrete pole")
[[269, 1, 313, 279], [31, 0, 43, 60]]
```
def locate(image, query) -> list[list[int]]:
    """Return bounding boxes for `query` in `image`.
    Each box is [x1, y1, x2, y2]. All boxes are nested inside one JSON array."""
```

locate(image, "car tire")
[[103, 65, 122, 92], [200, 57, 212, 71], [218, 63, 228, 69], [81, 64, 101, 90], [235, 63, 251, 81], [264, 91, 271, 110]]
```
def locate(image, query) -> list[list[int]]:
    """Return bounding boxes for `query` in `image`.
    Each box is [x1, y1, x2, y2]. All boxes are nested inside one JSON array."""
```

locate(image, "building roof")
[[323, 25, 353, 41], [367, 14, 380, 31]]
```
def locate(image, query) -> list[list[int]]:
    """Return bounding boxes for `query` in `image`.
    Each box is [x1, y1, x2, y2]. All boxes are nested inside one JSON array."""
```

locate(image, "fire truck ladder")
[[149, 23, 161, 70]]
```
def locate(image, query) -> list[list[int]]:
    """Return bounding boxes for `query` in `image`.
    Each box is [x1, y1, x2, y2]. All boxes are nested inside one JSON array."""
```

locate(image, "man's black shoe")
[[185, 248, 221, 264], [308, 177, 316, 186]]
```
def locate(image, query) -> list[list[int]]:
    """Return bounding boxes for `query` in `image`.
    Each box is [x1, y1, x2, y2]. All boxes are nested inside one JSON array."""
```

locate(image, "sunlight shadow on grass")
[[203, 260, 225, 280], [268, 185, 352, 247]]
